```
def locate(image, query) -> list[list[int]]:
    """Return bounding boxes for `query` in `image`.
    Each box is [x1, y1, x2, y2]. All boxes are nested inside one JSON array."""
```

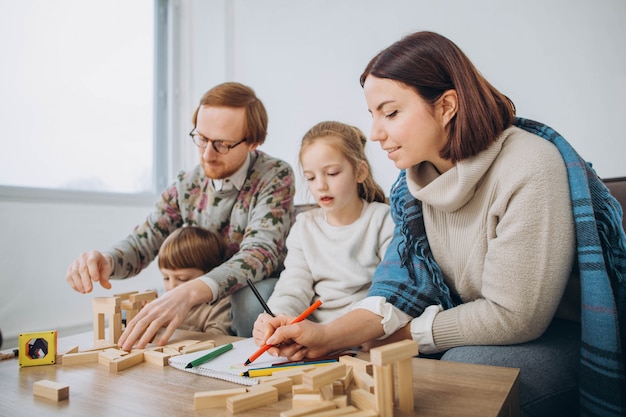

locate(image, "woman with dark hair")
[[259, 31, 626, 417]]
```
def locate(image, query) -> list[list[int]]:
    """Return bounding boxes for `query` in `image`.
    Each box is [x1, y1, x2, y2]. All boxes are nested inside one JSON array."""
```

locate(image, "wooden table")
[[0, 330, 519, 416]]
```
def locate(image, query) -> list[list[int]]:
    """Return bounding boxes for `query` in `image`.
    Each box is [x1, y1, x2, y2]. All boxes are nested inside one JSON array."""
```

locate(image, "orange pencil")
[[244, 299, 322, 366]]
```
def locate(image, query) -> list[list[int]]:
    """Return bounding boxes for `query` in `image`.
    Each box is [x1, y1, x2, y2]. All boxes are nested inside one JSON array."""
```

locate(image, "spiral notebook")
[[168, 338, 288, 386]]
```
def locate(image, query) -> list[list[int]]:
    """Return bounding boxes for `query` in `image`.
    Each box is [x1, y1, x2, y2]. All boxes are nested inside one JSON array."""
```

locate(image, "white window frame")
[[0, 0, 170, 206]]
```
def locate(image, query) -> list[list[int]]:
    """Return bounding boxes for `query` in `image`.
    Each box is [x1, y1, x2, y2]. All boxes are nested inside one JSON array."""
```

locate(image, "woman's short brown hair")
[[158, 226, 226, 273], [360, 31, 515, 163], [191, 82, 268, 146]]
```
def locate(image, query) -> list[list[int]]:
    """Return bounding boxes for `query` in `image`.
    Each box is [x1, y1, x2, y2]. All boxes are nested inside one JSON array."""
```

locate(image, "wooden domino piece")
[[143, 349, 173, 366], [33, 380, 69, 401], [252, 377, 293, 396]]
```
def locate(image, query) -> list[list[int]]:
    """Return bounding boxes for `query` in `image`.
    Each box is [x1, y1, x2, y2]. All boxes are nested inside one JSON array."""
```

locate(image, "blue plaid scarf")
[[368, 117, 625, 416]]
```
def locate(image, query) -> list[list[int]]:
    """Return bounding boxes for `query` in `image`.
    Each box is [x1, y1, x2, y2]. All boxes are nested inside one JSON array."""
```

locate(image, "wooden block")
[[302, 363, 346, 390], [129, 290, 158, 303], [339, 366, 353, 392], [280, 400, 336, 417], [352, 370, 375, 394], [338, 410, 377, 417], [293, 384, 320, 395], [333, 380, 345, 396], [349, 388, 376, 411], [339, 355, 373, 375], [369, 339, 418, 367], [164, 339, 200, 351], [253, 377, 292, 396], [320, 383, 334, 400], [181, 339, 216, 354], [109, 350, 144, 372], [92, 296, 121, 312], [163, 346, 182, 356], [396, 357, 414, 412], [62, 351, 100, 365], [193, 387, 247, 410], [226, 385, 278, 414], [143, 349, 172, 366], [114, 291, 139, 300], [373, 364, 394, 417], [303, 406, 361, 417], [292, 394, 328, 408], [332, 394, 348, 408], [33, 380, 69, 401]]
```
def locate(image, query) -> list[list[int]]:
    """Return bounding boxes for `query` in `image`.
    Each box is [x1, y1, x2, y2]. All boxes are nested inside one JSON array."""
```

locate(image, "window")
[[0, 0, 167, 195]]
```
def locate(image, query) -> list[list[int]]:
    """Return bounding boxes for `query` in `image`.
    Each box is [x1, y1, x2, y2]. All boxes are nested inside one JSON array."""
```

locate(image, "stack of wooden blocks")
[[194, 339, 419, 416]]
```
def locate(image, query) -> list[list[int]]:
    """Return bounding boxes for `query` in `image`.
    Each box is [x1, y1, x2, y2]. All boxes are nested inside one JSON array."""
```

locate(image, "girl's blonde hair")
[[158, 226, 226, 273], [299, 121, 386, 203]]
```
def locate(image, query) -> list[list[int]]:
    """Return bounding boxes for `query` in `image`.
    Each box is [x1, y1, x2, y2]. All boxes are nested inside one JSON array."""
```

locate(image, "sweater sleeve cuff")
[[198, 276, 220, 304], [409, 305, 443, 354], [352, 296, 412, 339]]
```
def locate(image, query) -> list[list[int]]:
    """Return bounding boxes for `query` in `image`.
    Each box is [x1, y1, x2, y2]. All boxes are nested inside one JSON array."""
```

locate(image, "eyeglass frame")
[[189, 129, 247, 155]]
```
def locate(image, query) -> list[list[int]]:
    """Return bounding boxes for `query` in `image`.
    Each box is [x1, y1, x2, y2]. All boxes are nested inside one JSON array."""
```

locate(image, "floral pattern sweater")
[[104, 150, 295, 298]]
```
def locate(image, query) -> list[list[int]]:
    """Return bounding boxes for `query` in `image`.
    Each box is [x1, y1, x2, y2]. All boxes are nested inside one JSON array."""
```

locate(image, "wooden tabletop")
[[0, 330, 519, 417]]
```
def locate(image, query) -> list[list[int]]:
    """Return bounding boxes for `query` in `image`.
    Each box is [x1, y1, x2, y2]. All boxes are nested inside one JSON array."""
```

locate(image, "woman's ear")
[[439, 89, 458, 127]]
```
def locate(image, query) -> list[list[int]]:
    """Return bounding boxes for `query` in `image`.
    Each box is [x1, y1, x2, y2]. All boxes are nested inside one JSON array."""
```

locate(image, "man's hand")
[[117, 279, 213, 351], [66, 250, 113, 294]]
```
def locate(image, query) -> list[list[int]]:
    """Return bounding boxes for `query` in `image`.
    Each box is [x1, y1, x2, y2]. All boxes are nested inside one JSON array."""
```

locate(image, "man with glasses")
[[65, 82, 295, 350]]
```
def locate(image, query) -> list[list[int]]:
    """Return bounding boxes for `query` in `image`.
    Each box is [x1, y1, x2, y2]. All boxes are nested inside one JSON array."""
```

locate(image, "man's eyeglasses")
[[189, 129, 247, 155]]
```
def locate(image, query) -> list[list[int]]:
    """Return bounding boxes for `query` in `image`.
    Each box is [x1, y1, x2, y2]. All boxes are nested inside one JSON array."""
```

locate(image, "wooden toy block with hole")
[[194, 387, 247, 410], [109, 350, 144, 372], [33, 380, 69, 401], [92, 296, 122, 347], [280, 400, 336, 417], [301, 363, 346, 390], [181, 339, 216, 354], [226, 385, 278, 414]]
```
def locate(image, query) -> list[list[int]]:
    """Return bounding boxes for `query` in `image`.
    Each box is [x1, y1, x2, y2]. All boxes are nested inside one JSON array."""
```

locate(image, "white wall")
[[1, 0, 625, 348], [186, 0, 626, 203]]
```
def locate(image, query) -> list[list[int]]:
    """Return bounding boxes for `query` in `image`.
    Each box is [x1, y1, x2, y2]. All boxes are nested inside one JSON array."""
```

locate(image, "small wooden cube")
[[33, 380, 69, 401]]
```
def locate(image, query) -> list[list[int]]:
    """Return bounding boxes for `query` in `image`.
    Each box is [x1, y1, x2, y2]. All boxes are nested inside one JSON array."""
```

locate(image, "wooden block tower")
[[92, 297, 122, 348]]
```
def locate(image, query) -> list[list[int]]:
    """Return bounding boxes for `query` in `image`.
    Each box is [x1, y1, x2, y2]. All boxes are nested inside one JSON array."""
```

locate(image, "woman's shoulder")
[[497, 126, 566, 176]]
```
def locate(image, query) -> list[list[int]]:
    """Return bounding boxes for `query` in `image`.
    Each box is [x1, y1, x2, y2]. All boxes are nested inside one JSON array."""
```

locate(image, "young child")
[[157, 226, 231, 334], [252, 120, 393, 344]]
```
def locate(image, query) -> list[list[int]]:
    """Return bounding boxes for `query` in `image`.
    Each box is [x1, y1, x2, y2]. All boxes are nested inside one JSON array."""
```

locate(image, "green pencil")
[[185, 343, 233, 368]]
